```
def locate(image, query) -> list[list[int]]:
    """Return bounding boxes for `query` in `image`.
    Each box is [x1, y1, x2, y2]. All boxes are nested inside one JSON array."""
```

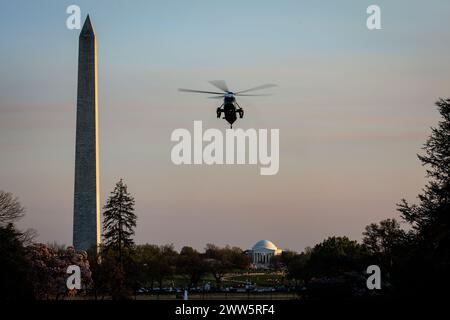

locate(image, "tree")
[[204, 244, 251, 288], [87, 246, 109, 300], [0, 191, 36, 301], [271, 249, 300, 271], [0, 224, 34, 300], [176, 246, 208, 288], [362, 219, 408, 268], [205, 244, 233, 287], [134, 244, 159, 290], [102, 179, 137, 260], [229, 246, 251, 270], [284, 250, 312, 285], [88, 243, 138, 300], [26, 244, 91, 300], [0, 191, 93, 301], [135, 244, 178, 290], [101, 179, 137, 299], [307, 236, 367, 277], [397, 98, 450, 293], [155, 244, 178, 288], [0, 190, 25, 226], [398, 99, 450, 233]]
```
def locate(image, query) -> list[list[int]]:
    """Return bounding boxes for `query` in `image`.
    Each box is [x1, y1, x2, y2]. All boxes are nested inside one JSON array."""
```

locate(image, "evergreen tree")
[[102, 179, 137, 260], [397, 98, 450, 293]]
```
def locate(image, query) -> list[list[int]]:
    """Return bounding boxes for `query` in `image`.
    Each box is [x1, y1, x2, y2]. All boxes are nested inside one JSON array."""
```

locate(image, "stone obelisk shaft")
[[73, 15, 100, 252]]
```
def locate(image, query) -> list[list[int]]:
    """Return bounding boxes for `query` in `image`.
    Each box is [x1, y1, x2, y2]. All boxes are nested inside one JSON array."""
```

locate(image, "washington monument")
[[73, 15, 100, 251]]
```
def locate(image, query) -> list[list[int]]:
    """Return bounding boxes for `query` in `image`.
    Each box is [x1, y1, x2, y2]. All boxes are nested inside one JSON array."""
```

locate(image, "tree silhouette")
[[0, 190, 25, 226], [308, 236, 367, 277], [135, 244, 178, 290], [397, 98, 450, 293], [176, 246, 208, 288], [362, 219, 408, 268], [0, 224, 34, 300], [204, 244, 249, 288], [102, 179, 137, 261], [100, 180, 138, 300]]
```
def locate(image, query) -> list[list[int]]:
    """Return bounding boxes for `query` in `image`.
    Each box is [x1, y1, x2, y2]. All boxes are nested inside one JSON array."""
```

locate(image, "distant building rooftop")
[[252, 240, 278, 251]]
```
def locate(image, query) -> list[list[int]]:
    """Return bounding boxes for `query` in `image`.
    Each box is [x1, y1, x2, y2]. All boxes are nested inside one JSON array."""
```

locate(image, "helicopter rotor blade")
[[178, 88, 224, 95], [235, 84, 277, 94], [208, 96, 225, 99], [235, 93, 272, 97], [209, 80, 230, 93]]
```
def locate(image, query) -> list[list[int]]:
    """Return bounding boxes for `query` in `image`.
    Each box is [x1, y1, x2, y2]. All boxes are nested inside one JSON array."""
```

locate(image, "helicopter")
[[178, 80, 276, 128]]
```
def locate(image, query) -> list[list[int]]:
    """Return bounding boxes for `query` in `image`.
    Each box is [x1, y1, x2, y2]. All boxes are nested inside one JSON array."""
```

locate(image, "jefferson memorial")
[[247, 240, 282, 268]]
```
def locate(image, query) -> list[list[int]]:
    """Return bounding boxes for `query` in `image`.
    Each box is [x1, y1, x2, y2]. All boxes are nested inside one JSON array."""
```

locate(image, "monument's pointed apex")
[[80, 15, 94, 36]]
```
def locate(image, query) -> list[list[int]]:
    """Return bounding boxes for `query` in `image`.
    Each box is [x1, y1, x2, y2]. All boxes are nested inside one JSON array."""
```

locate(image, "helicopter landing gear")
[[216, 107, 222, 118], [235, 101, 244, 119]]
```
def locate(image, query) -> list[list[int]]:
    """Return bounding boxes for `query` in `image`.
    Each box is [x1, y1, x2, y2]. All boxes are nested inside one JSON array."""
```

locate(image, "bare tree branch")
[[0, 190, 25, 225]]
